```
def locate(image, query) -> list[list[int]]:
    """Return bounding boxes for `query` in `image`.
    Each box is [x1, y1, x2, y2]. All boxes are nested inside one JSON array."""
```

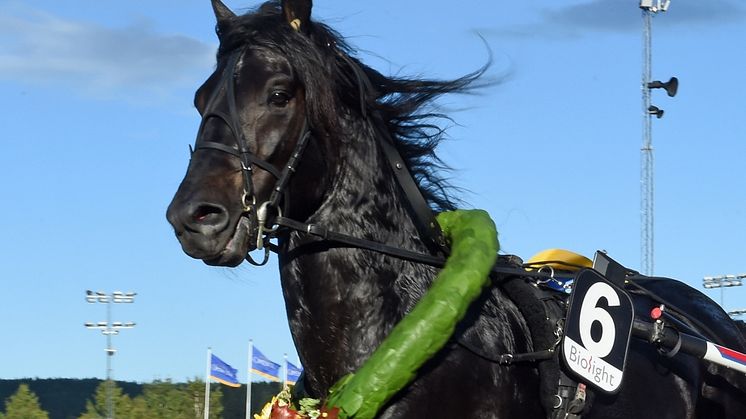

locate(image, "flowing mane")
[[215, 0, 481, 212]]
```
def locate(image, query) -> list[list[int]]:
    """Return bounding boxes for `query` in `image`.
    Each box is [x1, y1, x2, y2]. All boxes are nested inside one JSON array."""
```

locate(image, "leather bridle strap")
[[194, 140, 283, 180], [266, 121, 313, 212]]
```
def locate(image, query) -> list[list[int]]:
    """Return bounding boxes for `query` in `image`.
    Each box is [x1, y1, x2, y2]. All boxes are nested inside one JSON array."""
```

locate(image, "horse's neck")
[[279, 120, 437, 394]]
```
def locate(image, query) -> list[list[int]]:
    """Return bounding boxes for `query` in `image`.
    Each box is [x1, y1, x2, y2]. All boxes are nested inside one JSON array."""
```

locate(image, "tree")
[[139, 379, 194, 418], [185, 379, 223, 419], [78, 380, 142, 419], [2, 384, 49, 419]]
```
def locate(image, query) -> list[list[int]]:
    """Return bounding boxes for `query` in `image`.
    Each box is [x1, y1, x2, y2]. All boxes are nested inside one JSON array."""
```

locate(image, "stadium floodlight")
[[640, 0, 672, 13], [703, 274, 745, 289], [703, 274, 745, 308], [112, 291, 136, 303], [86, 290, 109, 303], [728, 309, 746, 318]]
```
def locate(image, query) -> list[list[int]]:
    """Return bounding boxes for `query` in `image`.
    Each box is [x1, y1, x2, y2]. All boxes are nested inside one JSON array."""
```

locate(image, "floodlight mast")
[[638, 0, 674, 276], [84, 290, 137, 419]]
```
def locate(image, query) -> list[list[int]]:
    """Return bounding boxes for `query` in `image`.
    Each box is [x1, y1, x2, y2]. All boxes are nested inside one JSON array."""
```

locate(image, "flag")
[[251, 347, 281, 382], [210, 353, 241, 387], [286, 361, 303, 385]]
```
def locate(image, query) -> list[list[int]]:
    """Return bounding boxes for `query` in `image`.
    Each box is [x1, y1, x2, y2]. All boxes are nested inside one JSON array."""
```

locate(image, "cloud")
[[483, 0, 746, 40], [0, 6, 215, 100]]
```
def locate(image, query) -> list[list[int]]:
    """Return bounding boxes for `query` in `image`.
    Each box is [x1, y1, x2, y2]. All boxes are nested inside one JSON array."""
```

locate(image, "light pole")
[[702, 274, 744, 308], [85, 291, 136, 419], [638, 0, 675, 276]]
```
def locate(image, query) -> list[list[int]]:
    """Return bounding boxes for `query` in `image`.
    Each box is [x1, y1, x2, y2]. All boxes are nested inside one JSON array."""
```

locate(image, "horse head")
[[167, 0, 334, 266]]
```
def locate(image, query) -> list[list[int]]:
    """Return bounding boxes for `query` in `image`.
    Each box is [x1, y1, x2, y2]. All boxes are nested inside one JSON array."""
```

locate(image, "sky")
[[1, 0, 744, 384]]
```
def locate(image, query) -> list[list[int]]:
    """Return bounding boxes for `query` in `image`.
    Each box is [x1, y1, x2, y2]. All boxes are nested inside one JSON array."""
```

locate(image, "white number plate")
[[562, 269, 634, 393]]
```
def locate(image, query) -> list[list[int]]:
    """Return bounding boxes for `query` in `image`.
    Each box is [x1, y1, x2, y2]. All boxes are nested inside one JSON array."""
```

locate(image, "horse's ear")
[[281, 0, 313, 34], [211, 0, 236, 26]]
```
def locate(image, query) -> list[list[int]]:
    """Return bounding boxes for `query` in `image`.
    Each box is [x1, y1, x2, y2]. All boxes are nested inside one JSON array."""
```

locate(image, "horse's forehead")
[[198, 46, 293, 111], [194, 44, 295, 116], [234, 46, 294, 78]]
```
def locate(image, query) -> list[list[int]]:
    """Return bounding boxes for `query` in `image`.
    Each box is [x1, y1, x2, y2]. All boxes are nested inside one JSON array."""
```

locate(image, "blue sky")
[[1, 0, 744, 383]]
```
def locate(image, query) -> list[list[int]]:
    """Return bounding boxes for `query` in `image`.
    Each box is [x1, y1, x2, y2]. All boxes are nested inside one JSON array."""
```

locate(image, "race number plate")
[[562, 269, 634, 393]]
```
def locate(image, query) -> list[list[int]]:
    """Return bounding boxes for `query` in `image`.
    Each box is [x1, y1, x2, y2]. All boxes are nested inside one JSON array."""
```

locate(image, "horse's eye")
[[268, 91, 291, 107]]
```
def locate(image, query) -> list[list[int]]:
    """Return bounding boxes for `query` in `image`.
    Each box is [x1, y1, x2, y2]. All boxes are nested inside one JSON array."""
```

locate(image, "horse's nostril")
[[192, 204, 224, 224], [182, 202, 229, 235]]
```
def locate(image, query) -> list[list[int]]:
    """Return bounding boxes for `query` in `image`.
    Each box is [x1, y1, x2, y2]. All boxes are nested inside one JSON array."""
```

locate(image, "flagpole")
[[246, 340, 253, 419], [283, 353, 288, 388], [204, 347, 211, 419]]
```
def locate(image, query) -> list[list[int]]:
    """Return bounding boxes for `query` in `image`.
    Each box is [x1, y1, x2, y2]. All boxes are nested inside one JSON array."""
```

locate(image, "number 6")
[[579, 282, 620, 358]]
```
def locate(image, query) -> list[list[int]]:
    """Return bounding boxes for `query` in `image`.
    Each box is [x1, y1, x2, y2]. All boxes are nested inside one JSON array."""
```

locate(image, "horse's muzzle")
[[166, 199, 252, 266]]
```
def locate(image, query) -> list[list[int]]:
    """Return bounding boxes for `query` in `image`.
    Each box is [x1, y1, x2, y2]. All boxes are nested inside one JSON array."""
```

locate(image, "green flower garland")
[[323, 209, 499, 418]]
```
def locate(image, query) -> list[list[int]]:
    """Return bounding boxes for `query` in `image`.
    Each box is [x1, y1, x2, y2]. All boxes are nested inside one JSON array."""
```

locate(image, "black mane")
[[216, 1, 482, 212]]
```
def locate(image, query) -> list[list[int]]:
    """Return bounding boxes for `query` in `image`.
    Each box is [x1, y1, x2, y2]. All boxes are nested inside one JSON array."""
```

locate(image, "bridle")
[[190, 46, 314, 264], [190, 42, 452, 266]]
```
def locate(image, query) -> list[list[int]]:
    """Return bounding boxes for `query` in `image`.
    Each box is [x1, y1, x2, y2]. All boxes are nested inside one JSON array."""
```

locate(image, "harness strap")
[[272, 215, 555, 280], [498, 349, 556, 365], [275, 216, 446, 267], [337, 51, 448, 256], [552, 372, 588, 419], [372, 119, 449, 255]]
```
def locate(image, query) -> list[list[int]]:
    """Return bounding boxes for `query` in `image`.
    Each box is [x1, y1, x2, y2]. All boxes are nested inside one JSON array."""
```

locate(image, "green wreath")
[[324, 209, 499, 418]]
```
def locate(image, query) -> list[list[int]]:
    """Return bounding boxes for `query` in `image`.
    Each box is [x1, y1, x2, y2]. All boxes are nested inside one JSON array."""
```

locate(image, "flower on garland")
[[254, 387, 339, 419]]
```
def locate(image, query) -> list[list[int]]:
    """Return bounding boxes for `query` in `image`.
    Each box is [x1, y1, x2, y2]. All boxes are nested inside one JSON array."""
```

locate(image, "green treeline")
[[0, 379, 282, 419]]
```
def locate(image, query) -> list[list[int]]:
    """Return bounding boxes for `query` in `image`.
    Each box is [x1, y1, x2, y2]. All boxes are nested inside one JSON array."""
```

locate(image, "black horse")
[[167, 1, 746, 417]]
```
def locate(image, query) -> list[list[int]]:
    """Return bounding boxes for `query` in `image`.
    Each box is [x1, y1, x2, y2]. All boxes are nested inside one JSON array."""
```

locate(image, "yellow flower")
[[253, 396, 277, 419]]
